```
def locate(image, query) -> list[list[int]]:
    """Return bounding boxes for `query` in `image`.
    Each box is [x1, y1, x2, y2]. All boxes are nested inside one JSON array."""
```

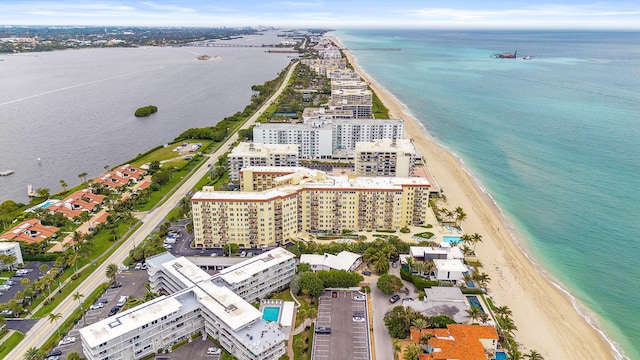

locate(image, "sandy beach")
[[330, 36, 617, 360]]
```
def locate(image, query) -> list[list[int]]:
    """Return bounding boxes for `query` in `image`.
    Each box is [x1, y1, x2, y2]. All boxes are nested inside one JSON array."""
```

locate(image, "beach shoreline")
[[329, 35, 620, 360]]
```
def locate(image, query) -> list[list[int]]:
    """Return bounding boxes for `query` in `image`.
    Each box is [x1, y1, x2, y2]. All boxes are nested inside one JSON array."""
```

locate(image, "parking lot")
[[56, 267, 151, 358], [0, 261, 53, 307], [312, 289, 370, 360]]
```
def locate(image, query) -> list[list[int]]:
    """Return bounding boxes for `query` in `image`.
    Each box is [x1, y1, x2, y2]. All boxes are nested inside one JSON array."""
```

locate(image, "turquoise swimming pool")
[[263, 306, 281, 322], [443, 236, 461, 244], [466, 295, 485, 313], [39, 199, 59, 209], [495, 351, 507, 360]]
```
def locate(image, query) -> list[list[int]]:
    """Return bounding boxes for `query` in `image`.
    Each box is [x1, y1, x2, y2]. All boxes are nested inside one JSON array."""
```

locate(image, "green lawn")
[[292, 323, 313, 360], [0, 331, 25, 359], [130, 140, 212, 167]]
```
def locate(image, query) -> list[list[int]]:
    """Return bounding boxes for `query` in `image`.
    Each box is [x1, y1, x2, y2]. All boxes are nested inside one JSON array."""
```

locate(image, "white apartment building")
[[0, 242, 22, 270], [191, 169, 431, 248], [302, 108, 353, 122], [239, 166, 323, 192], [354, 138, 417, 177], [331, 80, 369, 92], [327, 69, 361, 81], [330, 88, 373, 105], [80, 249, 295, 360], [227, 142, 299, 181], [328, 101, 372, 119], [332, 119, 404, 151], [253, 122, 333, 159]]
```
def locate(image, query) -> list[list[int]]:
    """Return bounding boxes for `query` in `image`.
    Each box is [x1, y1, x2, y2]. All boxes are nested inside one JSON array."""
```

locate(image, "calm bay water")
[[0, 31, 293, 203], [334, 30, 640, 359]]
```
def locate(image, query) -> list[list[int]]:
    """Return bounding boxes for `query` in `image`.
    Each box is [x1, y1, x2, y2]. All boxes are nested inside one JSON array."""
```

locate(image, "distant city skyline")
[[1, 0, 639, 29]]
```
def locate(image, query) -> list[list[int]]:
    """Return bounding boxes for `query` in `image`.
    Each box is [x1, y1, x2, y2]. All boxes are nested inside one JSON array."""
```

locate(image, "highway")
[[6, 60, 298, 360]]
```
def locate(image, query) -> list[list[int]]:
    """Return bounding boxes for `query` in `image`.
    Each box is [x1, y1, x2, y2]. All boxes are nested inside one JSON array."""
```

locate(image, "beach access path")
[[330, 36, 616, 360], [4, 61, 299, 360]]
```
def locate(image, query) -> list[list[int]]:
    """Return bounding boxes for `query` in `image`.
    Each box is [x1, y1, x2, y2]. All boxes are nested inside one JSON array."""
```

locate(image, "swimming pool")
[[466, 295, 485, 313], [443, 236, 462, 244], [263, 306, 281, 322], [495, 351, 507, 360]]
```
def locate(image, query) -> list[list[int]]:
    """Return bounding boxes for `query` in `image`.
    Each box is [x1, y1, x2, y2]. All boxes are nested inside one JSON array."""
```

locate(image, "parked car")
[[45, 356, 60, 360], [97, 298, 109, 304], [89, 302, 104, 310], [141, 263, 147, 270], [315, 326, 332, 334], [0, 285, 10, 291], [134, 263, 142, 270], [46, 349, 62, 357], [352, 316, 366, 323], [361, 270, 371, 276], [206, 347, 222, 355], [108, 283, 122, 289], [58, 336, 76, 346], [353, 295, 366, 301], [389, 294, 401, 304], [118, 265, 129, 271], [109, 306, 121, 316]]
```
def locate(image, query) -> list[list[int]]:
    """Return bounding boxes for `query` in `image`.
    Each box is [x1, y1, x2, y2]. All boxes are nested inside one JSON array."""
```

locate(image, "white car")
[[352, 316, 366, 323], [59, 336, 76, 345], [206, 347, 222, 355], [134, 263, 142, 270], [89, 302, 104, 310], [353, 295, 366, 301], [0, 285, 10, 291]]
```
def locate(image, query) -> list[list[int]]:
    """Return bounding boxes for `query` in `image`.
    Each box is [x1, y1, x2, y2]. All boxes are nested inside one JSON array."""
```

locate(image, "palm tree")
[[39, 263, 49, 275], [21, 277, 31, 287], [508, 347, 525, 360], [419, 333, 434, 345], [65, 251, 80, 273], [474, 272, 491, 288], [501, 316, 518, 338], [72, 231, 84, 245], [73, 291, 86, 325], [471, 233, 483, 251], [48, 312, 62, 336], [405, 256, 415, 273], [78, 172, 88, 183], [373, 256, 390, 274], [465, 306, 482, 324], [403, 342, 422, 360], [454, 206, 466, 227], [59, 179, 68, 191], [420, 260, 436, 278], [411, 318, 428, 330], [479, 313, 490, 325], [106, 263, 119, 284], [494, 305, 512, 320], [24, 347, 43, 360], [525, 350, 544, 360]]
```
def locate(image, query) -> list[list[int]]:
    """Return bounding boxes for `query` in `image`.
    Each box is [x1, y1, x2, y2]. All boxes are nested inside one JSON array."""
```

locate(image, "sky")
[[1, 0, 640, 29]]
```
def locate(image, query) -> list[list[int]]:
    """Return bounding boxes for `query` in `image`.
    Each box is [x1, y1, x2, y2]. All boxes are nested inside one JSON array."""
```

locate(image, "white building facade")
[[227, 142, 299, 181]]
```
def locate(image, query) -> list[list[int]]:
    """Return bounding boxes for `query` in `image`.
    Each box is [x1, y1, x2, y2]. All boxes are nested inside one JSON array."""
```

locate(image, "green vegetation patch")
[[0, 331, 25, 358], [134, 105, 158, 117]]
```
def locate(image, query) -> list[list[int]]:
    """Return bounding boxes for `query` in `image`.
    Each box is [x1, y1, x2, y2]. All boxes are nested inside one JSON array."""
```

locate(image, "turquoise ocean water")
[[333, 30, 640, 359]]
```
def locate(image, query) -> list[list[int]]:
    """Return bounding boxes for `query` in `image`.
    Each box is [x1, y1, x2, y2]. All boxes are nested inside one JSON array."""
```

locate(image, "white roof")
[[80, 295, 181, 348], [433, 259, 468, 272], [300, 251, 362, 271], [410, 246, 448, 258], [218, 247, 295, 284], [154, 256, 212, 288], [195, 281, 261, 331]]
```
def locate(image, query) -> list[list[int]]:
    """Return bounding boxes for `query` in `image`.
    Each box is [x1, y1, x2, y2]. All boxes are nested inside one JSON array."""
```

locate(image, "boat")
[[0, 169, 14, 176], [493, 50, 517, 59], [522, 55, 534, 60]]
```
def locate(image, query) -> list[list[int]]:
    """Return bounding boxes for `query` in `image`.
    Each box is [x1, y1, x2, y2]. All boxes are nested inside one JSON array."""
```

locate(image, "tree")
[[404, 256, 415, 273], [525, 350, 544, 360], [48, 312, 62, 336], [225, 243, 240, 256], [473, 272, 491, 288], [298, 271, 324, 298], [420, 260, 435, 278], [72, 231, 84, 245], [403, 342, 422, 360], [411, 318, 428, 330], [39, 263, 49, 274], [106, 263, 118, 284], [36, 188, 50, 198], [73, 291, 86, 325], [454, 206, 467, 227], [152, 170, 171, 185], [377, 274, 403, 295], [494, 305, 512, 320], [471, 233, 483, 251], [66, 352, 82, 360], [508, 347, 525, 360], [59, 179, 68, 191], [179, 196, 191, 217], [21, 277, 31, 287], [296, 263, 312, 274], [383, 306, 411, 338], [78, 172, 88, 183], [465, 306, 482, 324], [24, 347, 44, 360], [0, 254, 17, 271]]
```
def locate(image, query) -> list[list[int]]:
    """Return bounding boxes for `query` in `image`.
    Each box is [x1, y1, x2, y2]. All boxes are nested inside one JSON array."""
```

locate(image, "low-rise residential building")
[[239, 166, 322, 192], [228, 142, 299, 181], [81, 249, 295, 360], [0, 242, 23, 270], [47, 189, 105, 218], [299, 251, 362, 272], [92, 164, 146, 190], [354, 138, 417, 177], [192, 168, 430, 248], [410, 324, 499, 360], [0, 219, 59, 244], [403, 287, 470, 324], [433, 259, 468, 283]]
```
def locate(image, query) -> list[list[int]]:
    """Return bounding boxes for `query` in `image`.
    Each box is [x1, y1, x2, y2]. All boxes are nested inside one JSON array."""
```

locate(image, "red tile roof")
[[411, 324, 499, 360], [0, 219, 59, 244]]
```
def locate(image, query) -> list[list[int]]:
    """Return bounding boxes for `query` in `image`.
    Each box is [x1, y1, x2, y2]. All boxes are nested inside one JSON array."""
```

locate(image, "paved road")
[[6, 60, 299, 360], [369, 277, 394, 360]]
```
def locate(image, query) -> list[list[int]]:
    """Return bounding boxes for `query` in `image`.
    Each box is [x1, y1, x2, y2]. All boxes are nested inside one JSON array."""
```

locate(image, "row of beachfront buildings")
[[194, 41, 441, 250]]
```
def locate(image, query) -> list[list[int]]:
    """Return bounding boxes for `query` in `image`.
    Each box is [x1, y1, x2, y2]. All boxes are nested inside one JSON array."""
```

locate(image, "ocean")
[[333, 30, 640, 359], [0, 31, 293, 203]]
